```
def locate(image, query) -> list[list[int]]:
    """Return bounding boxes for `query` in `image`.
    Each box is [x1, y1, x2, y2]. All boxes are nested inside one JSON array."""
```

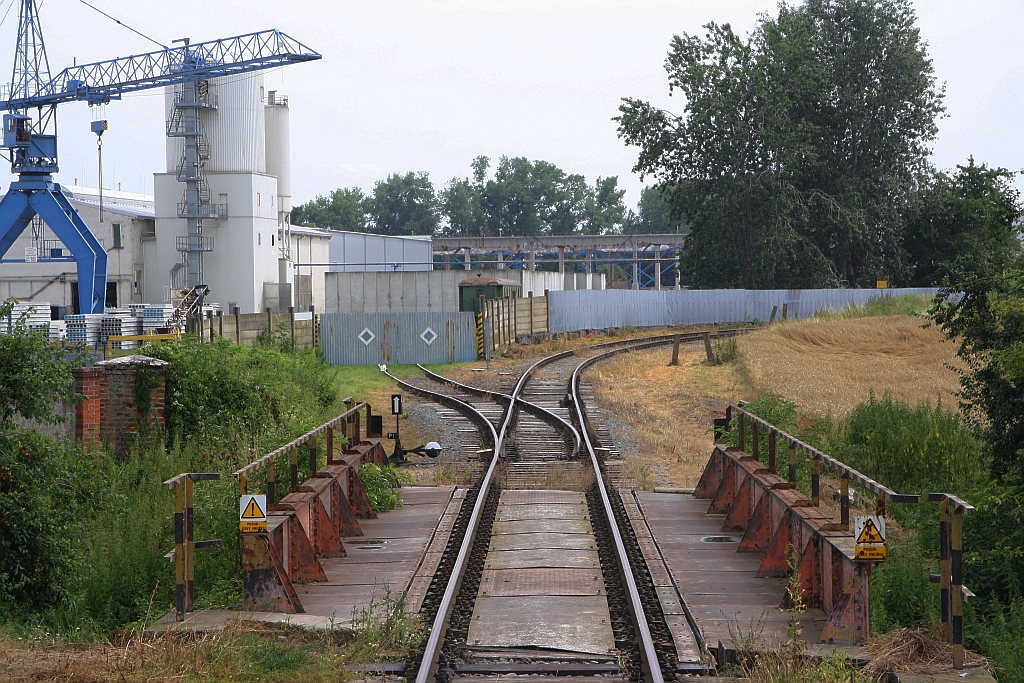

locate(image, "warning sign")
[[855, 516, 886, 544], [239, 494, 267, 533], [854, 515, 886, 562], [856, 544, 888, 560]]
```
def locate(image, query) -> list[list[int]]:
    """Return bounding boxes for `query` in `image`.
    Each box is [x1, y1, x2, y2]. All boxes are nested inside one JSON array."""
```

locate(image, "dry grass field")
[[589, 314, 963, 489], [738, 315, 962, 418]]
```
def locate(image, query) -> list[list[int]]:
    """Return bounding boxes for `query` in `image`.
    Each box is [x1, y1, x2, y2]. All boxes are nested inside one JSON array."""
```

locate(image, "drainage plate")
[[349, 539, 388, 550], [700, 536, 737, 543]]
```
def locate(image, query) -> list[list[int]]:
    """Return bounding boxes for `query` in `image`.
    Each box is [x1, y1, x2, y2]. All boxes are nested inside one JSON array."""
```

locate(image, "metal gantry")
[[0, 1, 320, 312]]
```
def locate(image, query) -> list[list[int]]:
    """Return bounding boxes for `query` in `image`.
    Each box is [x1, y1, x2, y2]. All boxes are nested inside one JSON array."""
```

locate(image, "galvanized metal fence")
[[320, 312, 477, 365], [548, 287, 940, 333]]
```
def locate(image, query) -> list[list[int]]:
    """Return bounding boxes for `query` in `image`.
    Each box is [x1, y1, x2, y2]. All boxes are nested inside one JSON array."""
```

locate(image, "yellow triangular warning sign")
[[857, 518, 884, 544], [241, 497, 265, 519]]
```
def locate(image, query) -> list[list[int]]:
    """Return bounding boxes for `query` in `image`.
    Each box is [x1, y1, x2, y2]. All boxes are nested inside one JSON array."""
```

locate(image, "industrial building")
[[0, 77, 337, 315]]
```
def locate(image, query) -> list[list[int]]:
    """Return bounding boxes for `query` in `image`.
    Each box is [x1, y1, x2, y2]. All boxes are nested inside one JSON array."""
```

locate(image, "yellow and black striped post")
[[475, 313, 484, 360], [267, 460, 277, 505], [184, 475, 195, 613], [173, 481, 185, 620], [767, 430, 777, 474], [951, 506, 964, 669], [290, 446, 299, 492], [939, 498, 951, 642], [840, 474, 850, 529], [788, 442, 797, 483], [810, 455, 820, 506], [309, 437, 318, 475]]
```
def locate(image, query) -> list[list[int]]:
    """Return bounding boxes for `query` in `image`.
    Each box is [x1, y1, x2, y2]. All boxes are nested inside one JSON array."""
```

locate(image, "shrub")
[[142, 337, 338, 453], [831, 392, 986, 496], [357, 464, 409, 513], [0, 427, 93, 613]]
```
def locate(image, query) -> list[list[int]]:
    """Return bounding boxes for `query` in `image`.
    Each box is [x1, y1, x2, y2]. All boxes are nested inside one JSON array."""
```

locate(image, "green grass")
[[814, 293, 933, 320]]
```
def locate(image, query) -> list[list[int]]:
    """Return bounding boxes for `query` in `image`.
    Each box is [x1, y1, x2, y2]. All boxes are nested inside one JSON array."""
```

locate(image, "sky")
[[0, 0, 1020, 211]]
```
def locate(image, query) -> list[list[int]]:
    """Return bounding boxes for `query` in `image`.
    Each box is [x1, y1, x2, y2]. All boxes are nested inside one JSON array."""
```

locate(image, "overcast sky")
[[0, 0, 1020, 210]]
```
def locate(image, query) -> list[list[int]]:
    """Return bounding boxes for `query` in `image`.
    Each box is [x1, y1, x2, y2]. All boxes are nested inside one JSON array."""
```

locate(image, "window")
[[258, 233, 261, 246], [271, 234, 275, 247], [257, 192, 261, 207], [112, 223, 123, 249]]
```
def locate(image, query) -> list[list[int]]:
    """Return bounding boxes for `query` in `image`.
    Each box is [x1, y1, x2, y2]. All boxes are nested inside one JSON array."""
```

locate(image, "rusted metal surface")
[[295, 485, 460, 620]]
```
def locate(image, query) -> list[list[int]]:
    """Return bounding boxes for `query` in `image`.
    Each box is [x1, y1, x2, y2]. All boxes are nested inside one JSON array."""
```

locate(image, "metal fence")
[[547, 287, 940, 333], [320, 312, 477, 365]]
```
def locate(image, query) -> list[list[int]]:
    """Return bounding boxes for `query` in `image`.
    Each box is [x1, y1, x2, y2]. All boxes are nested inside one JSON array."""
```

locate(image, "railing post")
[[788, 442, 797, 483], [810, 454, 820, 506], [239, 473, 248, 496], [952, 507, 964, 669], [267, 460, 277, 506], [309, 437, 318, 475], [326, 426, 335, 465], [751, 421, 760, 461], [290, 446, 299, 492], [184, 475, 195, 612], [738, 411, 746, 452], [768, 430, 777, 473], [939, 498, 951, 642], [840, 474, 850, 529], [173, 481, 185, 621]]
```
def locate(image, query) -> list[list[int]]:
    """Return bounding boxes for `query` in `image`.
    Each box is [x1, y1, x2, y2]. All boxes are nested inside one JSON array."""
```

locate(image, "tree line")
[[616, 0, 1021, 289], [291, 156, 684, 238]]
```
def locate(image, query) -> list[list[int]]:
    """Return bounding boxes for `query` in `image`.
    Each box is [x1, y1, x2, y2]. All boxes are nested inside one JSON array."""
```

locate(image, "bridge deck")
[[295, 484, 464, 621], [635, 491, 827, 656]]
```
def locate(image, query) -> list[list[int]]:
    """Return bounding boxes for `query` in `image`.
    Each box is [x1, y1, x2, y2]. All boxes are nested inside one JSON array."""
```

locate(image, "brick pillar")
[[73, 356, 169, 455]]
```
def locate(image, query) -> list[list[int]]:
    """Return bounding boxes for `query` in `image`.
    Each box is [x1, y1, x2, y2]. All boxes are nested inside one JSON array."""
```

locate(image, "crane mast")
[[0, 0, 320, 314]]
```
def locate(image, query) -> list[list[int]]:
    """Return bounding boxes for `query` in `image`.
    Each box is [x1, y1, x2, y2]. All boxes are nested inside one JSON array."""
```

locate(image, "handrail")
[[232, 398, 368, 481], [727, 405, 920, 504]]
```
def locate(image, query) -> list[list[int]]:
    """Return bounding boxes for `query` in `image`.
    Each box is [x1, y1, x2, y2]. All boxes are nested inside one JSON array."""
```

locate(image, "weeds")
[[357, 464, 412, 513], [349, 586, 424, 660], [708, 336, 738, 365]]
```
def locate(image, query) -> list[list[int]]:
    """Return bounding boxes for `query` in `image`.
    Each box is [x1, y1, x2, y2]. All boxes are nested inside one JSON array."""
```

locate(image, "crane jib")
[[1, 30, 321, 111]]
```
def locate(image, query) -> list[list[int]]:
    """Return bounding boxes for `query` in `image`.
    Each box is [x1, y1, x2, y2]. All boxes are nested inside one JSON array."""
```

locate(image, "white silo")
[[264, 90, 291, 213], [204, 74, 266, 174]]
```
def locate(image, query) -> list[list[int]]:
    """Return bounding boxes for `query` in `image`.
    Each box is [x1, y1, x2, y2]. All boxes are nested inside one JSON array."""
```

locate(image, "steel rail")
[[381, 368, 503, 683], [404, 330, 748, 683], [566, 339, 683, 683], [415, 363, 581, 458]]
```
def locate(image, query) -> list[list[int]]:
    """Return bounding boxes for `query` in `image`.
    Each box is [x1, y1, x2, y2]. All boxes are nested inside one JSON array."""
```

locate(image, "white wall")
[[150, 172, 280, 313], [328, 232, 432, 272]]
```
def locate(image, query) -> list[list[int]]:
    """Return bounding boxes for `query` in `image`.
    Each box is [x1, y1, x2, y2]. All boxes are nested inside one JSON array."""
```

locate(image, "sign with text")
[[854, 515, 887, 561], [239, 494, 267, 533]]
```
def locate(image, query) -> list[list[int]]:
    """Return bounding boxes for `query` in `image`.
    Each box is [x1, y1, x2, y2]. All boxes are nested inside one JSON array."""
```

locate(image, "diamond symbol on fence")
[[420, 327, 438, 345], [358, 328, 376, 346]]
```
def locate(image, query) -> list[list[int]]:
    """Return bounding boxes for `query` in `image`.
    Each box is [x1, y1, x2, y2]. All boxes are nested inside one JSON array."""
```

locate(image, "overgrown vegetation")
[[736, 382, 1021, 678], [0, 315, 367, 642], [813, 293, 933, 320], [357, 464, 411, 513]]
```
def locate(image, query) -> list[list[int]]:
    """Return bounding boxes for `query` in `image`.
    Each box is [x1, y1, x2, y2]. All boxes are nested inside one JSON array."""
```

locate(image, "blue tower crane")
[[0, 0, 320, 314]]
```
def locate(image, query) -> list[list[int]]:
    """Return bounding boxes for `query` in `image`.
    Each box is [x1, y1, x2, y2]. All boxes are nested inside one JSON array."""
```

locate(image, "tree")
[[904, 160, 1022, 286], [365, 172, 439, 236], [291, 187, 368, 232], [623, 185, 685, 234], [0, 299, 79, 425], [933, 268, 1024, 484], [440, 157, 628, 237], [616, 0, 944, 288]]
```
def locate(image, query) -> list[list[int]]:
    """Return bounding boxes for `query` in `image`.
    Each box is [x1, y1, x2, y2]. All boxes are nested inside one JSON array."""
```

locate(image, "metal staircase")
[[166, 284, 210, 332]]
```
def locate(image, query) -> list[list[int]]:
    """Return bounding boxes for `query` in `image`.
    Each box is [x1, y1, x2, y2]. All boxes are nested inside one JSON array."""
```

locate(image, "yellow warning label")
[[239, 494, 267, 533], [856, 518, 884, 544], [242, 497, 265, 519], [855, 544, 887, 561]]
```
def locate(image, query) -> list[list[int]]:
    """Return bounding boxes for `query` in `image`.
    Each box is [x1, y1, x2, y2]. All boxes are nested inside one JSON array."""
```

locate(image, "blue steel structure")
[[0, 0, 320, 313]]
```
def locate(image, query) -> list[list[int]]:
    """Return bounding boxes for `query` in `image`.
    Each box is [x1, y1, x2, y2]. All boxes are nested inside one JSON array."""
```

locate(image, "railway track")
[[383, 329, 747, 683]]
